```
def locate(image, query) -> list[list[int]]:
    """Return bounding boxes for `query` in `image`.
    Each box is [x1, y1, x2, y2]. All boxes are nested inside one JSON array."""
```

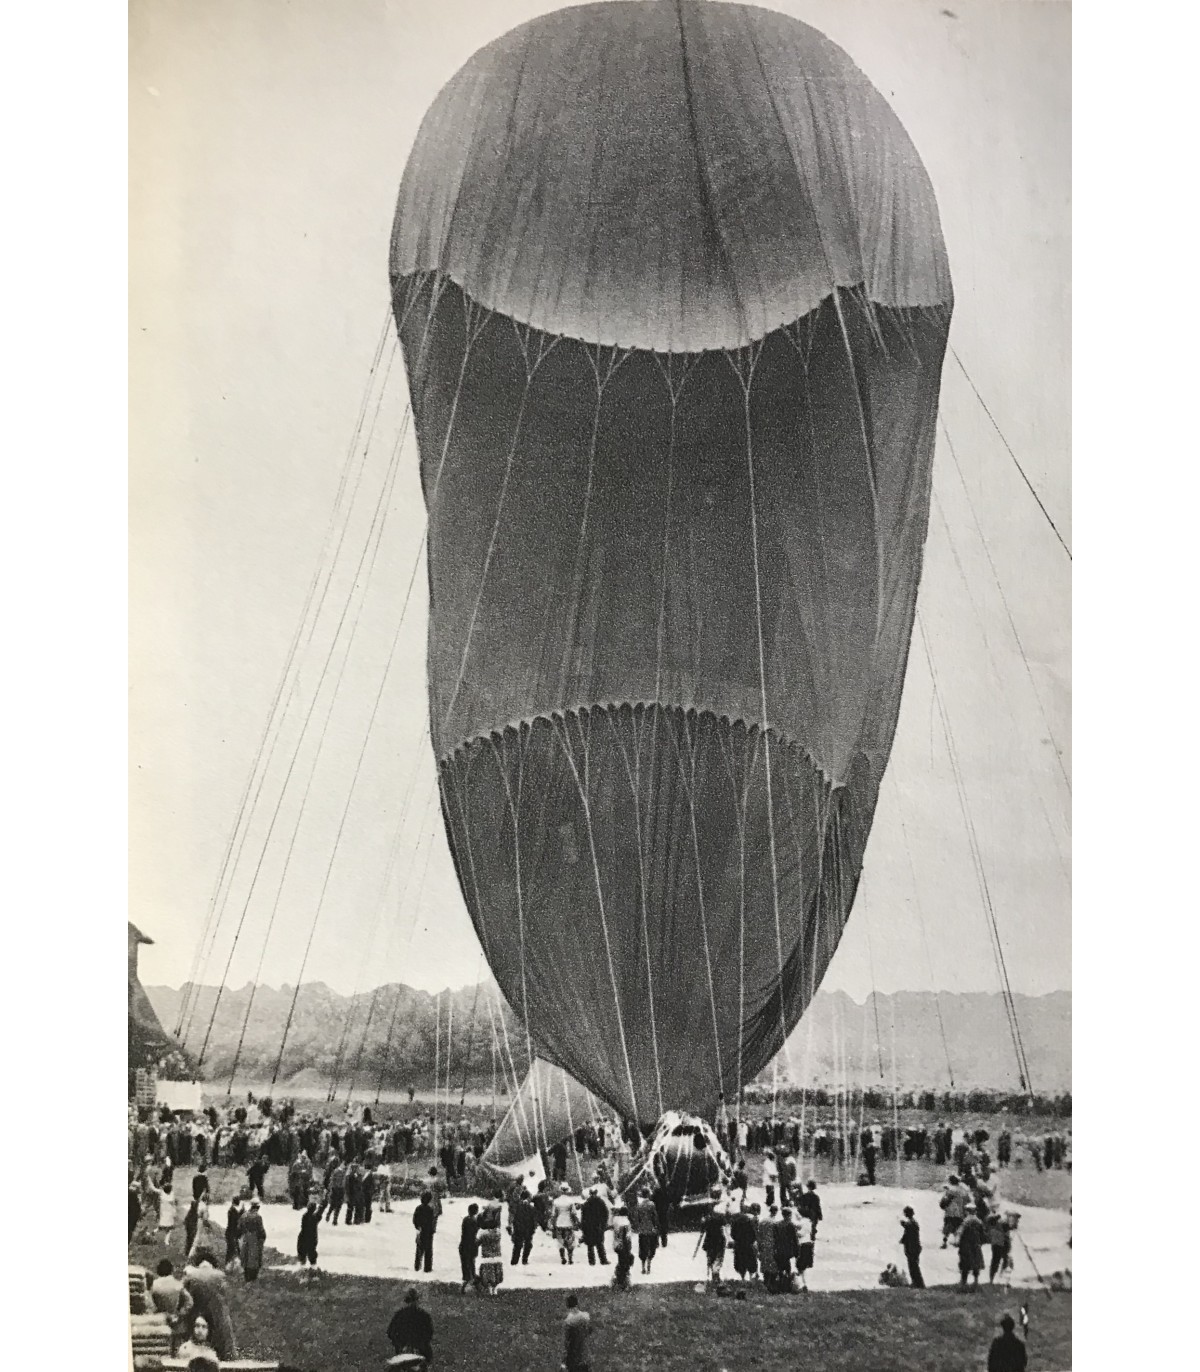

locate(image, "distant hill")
[[145, 982, 1069, 1095], [145, 980, 533, 1095], [774, 989, 1070, 1093]]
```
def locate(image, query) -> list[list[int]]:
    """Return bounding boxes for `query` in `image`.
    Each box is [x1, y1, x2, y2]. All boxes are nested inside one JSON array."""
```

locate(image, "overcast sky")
[[129, 0, 1069, 1004]]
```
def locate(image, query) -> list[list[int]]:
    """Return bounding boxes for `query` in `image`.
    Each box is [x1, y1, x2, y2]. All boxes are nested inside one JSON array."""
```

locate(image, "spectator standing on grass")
[[191, 1164, 210, 1204], [797, 1179, 823, 1236], [730, 1202, 759, 1281], [696, 1204, 728, 1284], [940, 1174, 970, 1247], [413, 1189, 437, 1273], [563, 1294, 592, 1372], [459, 1202, 480, 1291], [129, 1180, 142, 1243], [581, 1186, 610, 1266], [899, 1207, 924, 1288], [238, 1200, 267, 1282], [387, 1287, 434, 1364], [795, 1214, 815, 1291], [297, 1196, 321, 1271], [324, 1158, 346, 1224], [651, 1176, 672, 1247], [633, 1188, 659, 1274], [986, 1210, 1013, 1283], [224, 1196, 243, 1268], [477, 1194, 505, 1296], [509, 1187, 537, 1265], [553, 1183, 580, 1265], [611, 1205, 634, 1290], [987, 1314, 1028, 1372], [762, 1148, 779, 1207], [757, 1205, 780, 1291], [957, 1206, 985, 1289]]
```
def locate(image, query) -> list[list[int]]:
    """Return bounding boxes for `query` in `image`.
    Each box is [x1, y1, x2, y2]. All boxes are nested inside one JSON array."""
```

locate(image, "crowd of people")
[[128, 1092, 1052, 1370]]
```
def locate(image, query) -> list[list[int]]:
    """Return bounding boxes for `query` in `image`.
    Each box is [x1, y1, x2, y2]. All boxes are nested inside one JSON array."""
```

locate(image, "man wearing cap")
[[387, 1288, 434, 1364], [899, 1207, 924, 1288], [986, 1313, 1027, 1372], [551, 1183, 579, 1264]]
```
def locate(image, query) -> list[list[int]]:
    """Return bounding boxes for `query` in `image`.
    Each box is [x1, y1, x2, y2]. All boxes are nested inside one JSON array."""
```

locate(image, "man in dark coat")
[[387, 1288, 433, 1363], [297, 1197, 321, 1269], [225, 1197, 243, 1267], [650, 1179, 672, 1247], [797, 1180, 823, 1236], [510, 1190, 538, 1265], [413, 1190, 436, 1273], [900, 1206, 925, 1288], [192, 1164, 210, 1203], [987, 1314, 1028, 1372], [459, 1202, 480, 1289], [580, 1188, 610, 1266]]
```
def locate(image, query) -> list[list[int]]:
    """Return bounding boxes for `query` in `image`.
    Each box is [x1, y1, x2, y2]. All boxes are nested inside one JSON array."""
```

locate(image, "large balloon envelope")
[[391, 1, 951, 1129]]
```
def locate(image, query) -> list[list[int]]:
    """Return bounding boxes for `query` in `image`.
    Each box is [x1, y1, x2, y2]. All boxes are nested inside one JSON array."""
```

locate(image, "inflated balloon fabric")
[[392, 1, 951, 1126]]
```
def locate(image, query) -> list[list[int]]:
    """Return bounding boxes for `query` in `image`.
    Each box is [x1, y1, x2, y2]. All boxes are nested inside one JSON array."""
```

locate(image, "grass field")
[[129, 1252, 1071, 1372]]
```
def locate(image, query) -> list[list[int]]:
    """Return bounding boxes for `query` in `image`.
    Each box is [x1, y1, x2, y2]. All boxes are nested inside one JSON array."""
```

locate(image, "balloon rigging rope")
[[458, 956, 485, 1108], [192, 377, 407, 1073], [553, 715, 643, 1130], [326, 733, 430, 1101], [485, 732, 547, 1154], [561, 1066, 587, 1191], [267, 439, 422, 1090], [888, 768, 957, 1089], [484, 990, 529, 1160], [949, 345, 1072, 561], [728, 342, 796, 1122], [227, 454, 415, 1093], [663, 717, 725, 1101], [176, 316, 395, 1047], [915, 611, 1034, 1097], [937, 413, 1072, 798], [441, 759, 538, 1151], [366, 781, 440, 1106], [605, 712, 666, 1119], [440, 328, 560, 739], [929, 485, 1069, 883], [337, 751, 432, 1102], [859, 880, 887, 1082]]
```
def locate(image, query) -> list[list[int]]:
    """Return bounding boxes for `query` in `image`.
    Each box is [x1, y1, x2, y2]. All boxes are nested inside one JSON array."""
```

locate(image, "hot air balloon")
[[389, 0, 951, 1139]]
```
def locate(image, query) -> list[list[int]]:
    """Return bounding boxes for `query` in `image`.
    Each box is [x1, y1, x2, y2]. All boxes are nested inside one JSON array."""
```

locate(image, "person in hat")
[[238, 1200, 267, 1281], [986, 1313, 1028, 1372], [899, 1206, 925, 1288], [551, 1183, 579, 1264], [957, 1204, 986, 1289], [695, 1203, 728, 1285], [387, 1288, 434, 1363], [762, 1148, 779, 1208]]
